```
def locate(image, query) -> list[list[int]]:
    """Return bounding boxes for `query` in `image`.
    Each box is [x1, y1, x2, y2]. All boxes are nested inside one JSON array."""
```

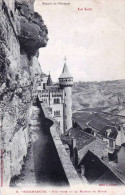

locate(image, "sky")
[[34, 0, 125, 82]]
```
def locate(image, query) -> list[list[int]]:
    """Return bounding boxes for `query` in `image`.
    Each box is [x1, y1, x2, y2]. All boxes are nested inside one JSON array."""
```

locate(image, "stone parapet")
[[41, 103, 83, 187]]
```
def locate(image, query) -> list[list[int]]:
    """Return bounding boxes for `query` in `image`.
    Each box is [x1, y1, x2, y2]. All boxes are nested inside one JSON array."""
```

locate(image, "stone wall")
[[41, 103, 83, 187], [0, 0, 48, 186]]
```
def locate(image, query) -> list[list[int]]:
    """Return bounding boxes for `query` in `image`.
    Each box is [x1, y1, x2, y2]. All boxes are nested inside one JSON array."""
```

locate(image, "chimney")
[[70, 137, 77, 159], [116, 130, 122, 146], [73, 146, 78, 168], [72, 137, 77, 148], [70, 138, 73, 158], [94, 131, 96, 137], [80, 165, 85, 177]]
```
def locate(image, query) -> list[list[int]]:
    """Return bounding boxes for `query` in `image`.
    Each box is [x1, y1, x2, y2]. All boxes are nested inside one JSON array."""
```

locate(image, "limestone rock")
[[0, 0, 48, 186], [15, 0, 48, 54]]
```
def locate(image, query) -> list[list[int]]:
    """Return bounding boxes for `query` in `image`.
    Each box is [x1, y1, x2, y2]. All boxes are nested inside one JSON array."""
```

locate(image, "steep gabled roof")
[[79, 150, 125, 184], [78, 138, 107, 162]]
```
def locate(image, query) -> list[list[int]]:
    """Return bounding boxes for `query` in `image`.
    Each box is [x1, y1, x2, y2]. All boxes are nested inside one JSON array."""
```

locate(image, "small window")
[[65, 93, 66, 96], [49, 108, 52, 112], [57, 111, 60, 116], [57, 98, 60, 104], [43, 83, 46, 89], [54, 98, 60, 104], [54, 110, 60, 117], [54, 98, 57, 104]]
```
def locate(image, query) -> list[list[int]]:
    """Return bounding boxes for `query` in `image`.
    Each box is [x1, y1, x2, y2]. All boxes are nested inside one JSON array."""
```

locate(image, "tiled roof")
[[73, 120, 88, 130], [61, 128, 95, 151], [73, 112, 114, 133], [88, 113, 114, 131], [78, 138, 107, 162], [73, 112, 92, 123]]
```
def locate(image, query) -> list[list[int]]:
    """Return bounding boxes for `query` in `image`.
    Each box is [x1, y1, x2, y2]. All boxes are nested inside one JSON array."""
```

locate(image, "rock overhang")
[[15, 0, 48, 55]]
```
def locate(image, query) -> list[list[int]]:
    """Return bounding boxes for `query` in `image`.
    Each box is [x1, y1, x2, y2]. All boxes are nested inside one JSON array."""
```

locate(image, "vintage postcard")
[[0, 0, 125, 194]]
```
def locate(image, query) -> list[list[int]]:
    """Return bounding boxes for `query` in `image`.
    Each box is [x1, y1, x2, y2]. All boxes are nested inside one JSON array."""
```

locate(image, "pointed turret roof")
[[59, 57, 73, 79], [47, 71, 52, 86]]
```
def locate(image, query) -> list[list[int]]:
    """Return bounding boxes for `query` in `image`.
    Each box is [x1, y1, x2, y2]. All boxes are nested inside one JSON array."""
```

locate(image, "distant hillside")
[[72, 80, 125, 114]]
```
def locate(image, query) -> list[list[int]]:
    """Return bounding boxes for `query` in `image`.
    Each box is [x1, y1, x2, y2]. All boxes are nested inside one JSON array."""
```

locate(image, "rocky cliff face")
[[0, 0, 48, 186]]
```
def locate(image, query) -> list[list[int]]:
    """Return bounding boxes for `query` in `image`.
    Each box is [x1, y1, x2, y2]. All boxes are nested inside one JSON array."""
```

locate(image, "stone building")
[[38, 57, 73, 134]]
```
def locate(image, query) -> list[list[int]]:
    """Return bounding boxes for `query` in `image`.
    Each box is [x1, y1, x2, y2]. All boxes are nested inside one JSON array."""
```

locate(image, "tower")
[[59, 57, 73, 133]]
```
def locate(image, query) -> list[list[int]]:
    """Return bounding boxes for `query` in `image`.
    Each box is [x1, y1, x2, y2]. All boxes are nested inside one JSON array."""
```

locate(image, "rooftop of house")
[[73, 112, 91, 129], [100, 125, 118, 139], [61, 127, 96, 151], [78, 138, 107, 162], [73, 112, 117, 136], [73, 112, 92, 122], [88, 113, 114, 131], [79, 150, 125, 185]]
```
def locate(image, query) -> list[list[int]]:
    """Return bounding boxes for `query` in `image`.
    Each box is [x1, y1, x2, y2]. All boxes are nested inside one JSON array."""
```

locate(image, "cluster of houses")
[[61, 111, 125, 184]]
